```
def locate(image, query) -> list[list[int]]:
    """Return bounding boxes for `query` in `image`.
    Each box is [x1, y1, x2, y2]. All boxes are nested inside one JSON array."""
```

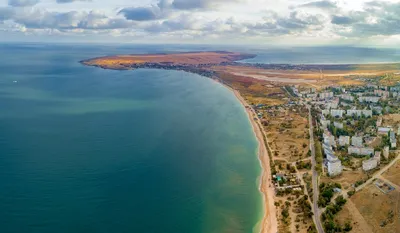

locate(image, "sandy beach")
[[221, 82, 278, 233]]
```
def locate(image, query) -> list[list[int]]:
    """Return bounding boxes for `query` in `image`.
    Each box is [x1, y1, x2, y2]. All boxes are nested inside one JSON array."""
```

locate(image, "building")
[[340, 94, 354, 102], [390, 131, 397, 148], [328, 159, 343, 176], [383, 146, 390, 159], [322, 109, 330, 116], [359, 96, 380, 103], [362, 158, 378, 171], [319, 92, 334, 99], [374, 151, 381, 165], [351, 136, 363, 147], [334, 122, 344, 129], [377, 117, 383, 127], [323, 143, 342, 176], [346, 110, 373, 118], [338, 136, 350, 146], [360, 147, 374, 156], [321, 119, 331, 129], [374, 90, 390, 98], [378, 127, 391, 135], [348, 147, 374, 156], [323, 131, 336, 147], [331, 109, 345, 118]]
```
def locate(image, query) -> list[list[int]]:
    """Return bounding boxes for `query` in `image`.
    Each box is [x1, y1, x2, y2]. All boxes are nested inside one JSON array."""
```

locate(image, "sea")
[[1, 43, 399, 233]]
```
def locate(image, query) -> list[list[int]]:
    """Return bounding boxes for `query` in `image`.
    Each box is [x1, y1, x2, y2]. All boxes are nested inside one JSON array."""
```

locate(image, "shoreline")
[[218, 80, 278, 233]]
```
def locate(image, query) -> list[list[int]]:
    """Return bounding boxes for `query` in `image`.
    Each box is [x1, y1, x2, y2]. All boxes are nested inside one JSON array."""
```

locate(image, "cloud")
[[118, 6, 166, 21], [331, 1, 400, 37], [331, 15, 356, 25], [56, 0, 91, 3], [171, 0, 236, 10], [299, 1, 337, 9], [0, 7, 15, 20], [8, 0, 39, 7], [9, 9, 132, 30]]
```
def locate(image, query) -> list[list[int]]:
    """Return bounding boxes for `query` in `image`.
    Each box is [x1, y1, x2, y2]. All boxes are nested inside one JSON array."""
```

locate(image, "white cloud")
[[0, 0, 399, 45]]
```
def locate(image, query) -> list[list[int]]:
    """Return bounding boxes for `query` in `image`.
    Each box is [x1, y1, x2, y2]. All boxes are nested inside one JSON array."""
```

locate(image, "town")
[[248, 81, 400, 233]]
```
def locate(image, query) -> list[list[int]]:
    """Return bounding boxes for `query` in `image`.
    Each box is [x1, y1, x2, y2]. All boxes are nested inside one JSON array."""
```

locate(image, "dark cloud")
[[8, 0, 39, 7], [332, 1, 400, 37], [56, 0, 91, 3], [118, 7, 164, 21], [299, 1, 337, 9], [9, 9, 132, 30], [331, 15, 355, 25], [171, 0, 235, 10], [277, 11, 325, 30], [0, 7, 15, 21], [171, 0, 208, 9]]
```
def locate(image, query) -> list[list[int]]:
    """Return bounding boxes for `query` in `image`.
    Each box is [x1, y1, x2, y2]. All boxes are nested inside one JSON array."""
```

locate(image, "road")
[[308, 106, 325, 233]]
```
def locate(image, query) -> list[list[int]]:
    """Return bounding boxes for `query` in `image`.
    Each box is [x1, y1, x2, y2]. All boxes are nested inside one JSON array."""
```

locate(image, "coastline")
[[218, 81, 278, 233]]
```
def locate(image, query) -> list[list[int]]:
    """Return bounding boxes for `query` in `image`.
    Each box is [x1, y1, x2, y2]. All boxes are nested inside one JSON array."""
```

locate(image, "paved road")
[[308, 106, 325, 233]]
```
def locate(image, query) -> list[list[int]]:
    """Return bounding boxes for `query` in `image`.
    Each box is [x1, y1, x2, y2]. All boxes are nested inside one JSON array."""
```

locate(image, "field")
[[382, 114, 400, 128], [350, 183, 399, 233], [264, 107, 310, 164], [383, 160, 400, 187], [321, 170, 368, 191]]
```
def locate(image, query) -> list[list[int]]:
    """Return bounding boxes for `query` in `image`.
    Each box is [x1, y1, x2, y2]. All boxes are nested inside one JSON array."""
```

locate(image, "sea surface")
[[1, 43, 399, 233], [0, 44, 261, 233]]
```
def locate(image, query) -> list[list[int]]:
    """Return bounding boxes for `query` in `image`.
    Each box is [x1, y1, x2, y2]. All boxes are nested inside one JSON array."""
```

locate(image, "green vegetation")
[[296, 160, 312, 170], [314, 139, 323, 173], [321, 195, 351, 233], [318, 182, 341, 208]]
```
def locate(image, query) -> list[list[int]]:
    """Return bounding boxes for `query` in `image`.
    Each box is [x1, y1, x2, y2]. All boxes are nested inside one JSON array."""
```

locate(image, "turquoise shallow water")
[[0, 44, 262, 233]]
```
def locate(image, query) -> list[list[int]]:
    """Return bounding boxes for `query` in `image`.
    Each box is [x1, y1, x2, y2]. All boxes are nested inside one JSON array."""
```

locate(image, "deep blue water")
[[0, 44, 261, 233]]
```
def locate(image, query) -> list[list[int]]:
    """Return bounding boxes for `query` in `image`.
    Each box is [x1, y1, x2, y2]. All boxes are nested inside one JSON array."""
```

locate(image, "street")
[[308, 106, 325, 233]]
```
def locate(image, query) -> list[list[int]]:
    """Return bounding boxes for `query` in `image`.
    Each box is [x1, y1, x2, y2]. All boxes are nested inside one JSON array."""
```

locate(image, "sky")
[[0, 0, 400, 46]]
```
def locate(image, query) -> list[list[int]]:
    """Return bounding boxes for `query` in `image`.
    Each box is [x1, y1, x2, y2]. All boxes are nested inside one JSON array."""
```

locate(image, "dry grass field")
[[350, 183, 400, 233], [382, 114, 400, 128], [383, 160, 400, 187], [321, 170, 368, 191], [264, 107, 310, 163]]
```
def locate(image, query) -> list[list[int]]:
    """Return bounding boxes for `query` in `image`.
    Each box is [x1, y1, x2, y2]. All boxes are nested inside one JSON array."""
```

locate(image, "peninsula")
[[82, 51, 400, 233]]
